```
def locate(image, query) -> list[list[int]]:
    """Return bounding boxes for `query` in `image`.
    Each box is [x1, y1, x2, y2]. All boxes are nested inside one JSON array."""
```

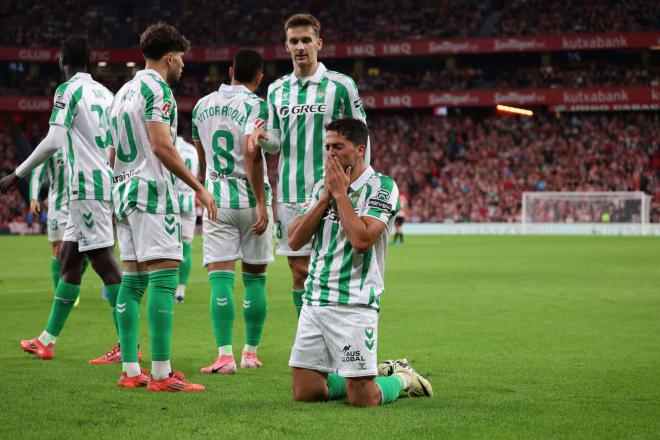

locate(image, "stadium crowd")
[[368, 112, 659, 223], [3, 63, 657, 98], [1, 0, 657, 48], [0, 126, 27, 227]]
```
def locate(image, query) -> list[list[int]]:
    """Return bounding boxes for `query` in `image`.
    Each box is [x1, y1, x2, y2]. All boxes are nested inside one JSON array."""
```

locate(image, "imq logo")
[[279, 104, 327, 117]]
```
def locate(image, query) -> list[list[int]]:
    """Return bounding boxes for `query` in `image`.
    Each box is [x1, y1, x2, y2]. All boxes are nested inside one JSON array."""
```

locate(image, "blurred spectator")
[[0, 126, 28, 227]]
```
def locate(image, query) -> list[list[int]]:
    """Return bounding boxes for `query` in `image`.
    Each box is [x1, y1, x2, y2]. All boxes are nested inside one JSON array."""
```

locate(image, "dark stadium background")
[[0, 0, 658, 231]]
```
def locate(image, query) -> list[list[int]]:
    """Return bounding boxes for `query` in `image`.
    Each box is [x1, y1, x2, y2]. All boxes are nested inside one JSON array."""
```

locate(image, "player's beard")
[[166, 63, 182, 86]]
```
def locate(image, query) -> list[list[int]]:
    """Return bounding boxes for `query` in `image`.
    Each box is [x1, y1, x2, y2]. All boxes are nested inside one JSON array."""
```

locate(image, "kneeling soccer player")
[[287, 118, 432, 407], [193, 49, 273, 374]]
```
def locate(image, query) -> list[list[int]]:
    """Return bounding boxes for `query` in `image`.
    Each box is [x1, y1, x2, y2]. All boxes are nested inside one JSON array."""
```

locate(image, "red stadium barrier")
[[3, 87, 658, 112], [2, 32, 658, 62]]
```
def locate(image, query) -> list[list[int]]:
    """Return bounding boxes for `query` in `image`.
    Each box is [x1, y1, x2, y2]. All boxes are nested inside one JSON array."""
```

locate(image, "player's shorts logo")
[[49, 219, 59, 231], [340, 348, 366, 363]]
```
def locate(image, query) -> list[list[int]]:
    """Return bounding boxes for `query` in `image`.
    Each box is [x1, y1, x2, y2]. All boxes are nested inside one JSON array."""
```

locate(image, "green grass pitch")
[[0, 235, 658, 439]]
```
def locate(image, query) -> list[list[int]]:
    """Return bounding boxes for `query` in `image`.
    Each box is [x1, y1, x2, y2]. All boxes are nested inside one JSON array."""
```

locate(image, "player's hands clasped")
[[0, 172, 19, 194], [196, 188, 218, 221], [252, 203, 269, 235], [247, 127, 268, 153], [324, 155, 351, 198]]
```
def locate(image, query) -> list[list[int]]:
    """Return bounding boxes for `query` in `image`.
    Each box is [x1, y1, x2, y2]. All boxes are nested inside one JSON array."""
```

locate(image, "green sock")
[[242, 273, 267, 346], [209, 271, 235, 347], [147, 269, 177, 361], [81, 256, 90, 276], [49, 257, 61, 290], [178, 241, 192, 286], [292, 289, 304, 318], [104, 283, 121, 336], [44, 280, 80, 336], [117, 272, 148, 362], [376, 376, 403, 405], [327, 373, 347, 400]]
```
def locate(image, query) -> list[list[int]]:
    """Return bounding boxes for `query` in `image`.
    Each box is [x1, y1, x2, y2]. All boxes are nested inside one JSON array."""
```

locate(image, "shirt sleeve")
[[191, 101, 201, 141], [361, 177, 400, 225], [143, 78, 174, 124], [29, 161, 48, 200], [299, 182, 324, 216], [340, 77, 367, 121], [49, 82, 82, 129], [243, 99, 268, 136]]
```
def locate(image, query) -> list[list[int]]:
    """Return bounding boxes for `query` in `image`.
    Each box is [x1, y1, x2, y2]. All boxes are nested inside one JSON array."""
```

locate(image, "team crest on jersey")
[[316, 89, 325, 100], [162, 102, 172, 116]]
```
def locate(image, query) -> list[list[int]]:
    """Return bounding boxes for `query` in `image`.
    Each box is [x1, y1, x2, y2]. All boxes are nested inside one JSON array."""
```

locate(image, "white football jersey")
[[49, 72, 114, 201], [110, 69, 179, 220]]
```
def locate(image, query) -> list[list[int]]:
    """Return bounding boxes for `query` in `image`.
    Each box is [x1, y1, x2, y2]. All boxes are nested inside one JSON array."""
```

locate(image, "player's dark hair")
[[233, 49, 264, 83], [284, 13, 321, 37], [60, 36, 90, 69], [325, 118, 368, 147], [139, 22, 190, 60]]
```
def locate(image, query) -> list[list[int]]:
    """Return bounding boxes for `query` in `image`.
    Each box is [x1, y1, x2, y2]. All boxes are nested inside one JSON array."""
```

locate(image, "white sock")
[[123, 362, 141, 378], [152, 360, 171, 380], [243, 344, 258, 353], [38, 330, 57, 346], [176, 284, 186, 297], [393, 372, 409, 390], [219, 345, 233, 355]]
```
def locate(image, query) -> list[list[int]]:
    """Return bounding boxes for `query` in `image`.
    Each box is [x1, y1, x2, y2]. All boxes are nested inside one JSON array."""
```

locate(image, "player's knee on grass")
[[345, 377, 381, 408], [291, 368, 329, 402]]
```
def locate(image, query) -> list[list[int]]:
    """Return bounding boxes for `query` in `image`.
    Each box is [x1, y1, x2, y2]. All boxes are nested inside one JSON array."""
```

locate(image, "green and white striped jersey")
[[49, 72, 114, 201], [267, 63, 368, 203], [29, 147, 69, 214], [192, 84, 272, 209], [110, 69, 179, 220], [175, 137, 199, 214], [301, 166, 400, 310]]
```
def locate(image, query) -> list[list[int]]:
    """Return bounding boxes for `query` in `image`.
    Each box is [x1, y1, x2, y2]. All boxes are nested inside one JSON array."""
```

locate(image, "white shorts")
[[202, 206, 274, 266], [180, 210, 196, 241], [289, 304, 379, 377], [47, 208, 68, 243], [116, 210, 183, 262], [62, 200, 115, 252], [276, 202, 312, 257]]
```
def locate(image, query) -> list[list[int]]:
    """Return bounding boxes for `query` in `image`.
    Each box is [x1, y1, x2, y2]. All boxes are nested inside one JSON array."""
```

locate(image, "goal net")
[[521, 191, 652, 234]]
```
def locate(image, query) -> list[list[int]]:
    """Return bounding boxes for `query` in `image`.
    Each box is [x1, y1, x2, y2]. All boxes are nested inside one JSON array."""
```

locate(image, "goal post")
[[521, 191, 652, 235]]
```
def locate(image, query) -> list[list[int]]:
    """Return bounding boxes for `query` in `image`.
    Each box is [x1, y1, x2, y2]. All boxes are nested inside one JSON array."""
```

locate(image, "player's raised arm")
[[146, 121, 217, 220]]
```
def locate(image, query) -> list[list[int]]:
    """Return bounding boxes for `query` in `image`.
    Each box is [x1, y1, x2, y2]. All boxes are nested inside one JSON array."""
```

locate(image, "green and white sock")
[[219, 345, 233, 356], [243, 272, 267, 347], [376, 376, 404, 405], [292, 289, 304, 318], [117, 272, 148, 363], [37, 330, 57, 346], [44, 280, 80, 337], [147, 269, 177, 362], [209, 271, 235, 348], [178, 241, 192, 286], [49, 258, 61, 290], [104, 283, 121, 336]]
